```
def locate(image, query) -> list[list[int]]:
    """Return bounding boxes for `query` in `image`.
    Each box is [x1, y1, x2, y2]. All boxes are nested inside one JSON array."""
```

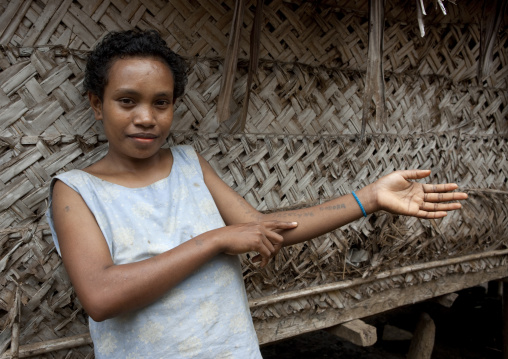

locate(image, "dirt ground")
[[260, 285, 502, 359]]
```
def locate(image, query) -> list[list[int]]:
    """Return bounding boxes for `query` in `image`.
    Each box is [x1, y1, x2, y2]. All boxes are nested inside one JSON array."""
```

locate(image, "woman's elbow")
[[80, 292, 117, 322]]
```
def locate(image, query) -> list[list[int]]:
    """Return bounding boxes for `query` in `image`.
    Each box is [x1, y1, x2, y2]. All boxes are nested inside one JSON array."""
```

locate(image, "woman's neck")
[[83, 148, 174, 188]]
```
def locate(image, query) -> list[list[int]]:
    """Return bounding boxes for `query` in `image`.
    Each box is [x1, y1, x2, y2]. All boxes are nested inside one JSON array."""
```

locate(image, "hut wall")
[[0, 0, 507, 357]]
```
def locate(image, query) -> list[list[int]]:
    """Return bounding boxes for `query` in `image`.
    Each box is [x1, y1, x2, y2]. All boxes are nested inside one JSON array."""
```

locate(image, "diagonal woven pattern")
[[0, 0, 507, 357]]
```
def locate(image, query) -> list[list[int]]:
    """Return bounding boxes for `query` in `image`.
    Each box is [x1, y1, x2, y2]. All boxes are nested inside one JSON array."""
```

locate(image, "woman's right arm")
[[52, 180, 295, 321]]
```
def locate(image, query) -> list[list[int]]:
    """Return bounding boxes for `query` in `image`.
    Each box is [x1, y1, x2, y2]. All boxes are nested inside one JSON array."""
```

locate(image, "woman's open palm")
[[374, 170, 468, 219]]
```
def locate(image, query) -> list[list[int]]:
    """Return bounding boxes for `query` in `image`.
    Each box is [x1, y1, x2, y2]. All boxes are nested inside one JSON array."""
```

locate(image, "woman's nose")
[[133, 105, 156, 126]]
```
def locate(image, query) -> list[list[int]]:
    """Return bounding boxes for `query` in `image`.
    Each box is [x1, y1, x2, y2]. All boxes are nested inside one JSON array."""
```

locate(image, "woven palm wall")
[[0, 0, 507, 357]]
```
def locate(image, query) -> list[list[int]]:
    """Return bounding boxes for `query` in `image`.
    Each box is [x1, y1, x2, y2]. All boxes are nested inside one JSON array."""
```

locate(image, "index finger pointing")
[[264, 220, 299, 229]]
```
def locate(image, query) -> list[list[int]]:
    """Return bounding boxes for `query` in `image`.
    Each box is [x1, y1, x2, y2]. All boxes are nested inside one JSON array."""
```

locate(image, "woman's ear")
[[88, 92, 103, 121]]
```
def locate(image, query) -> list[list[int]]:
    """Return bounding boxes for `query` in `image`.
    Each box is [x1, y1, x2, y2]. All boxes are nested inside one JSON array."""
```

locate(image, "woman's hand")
[[371, 170, 468, 219], [215, 221, 298, 267]]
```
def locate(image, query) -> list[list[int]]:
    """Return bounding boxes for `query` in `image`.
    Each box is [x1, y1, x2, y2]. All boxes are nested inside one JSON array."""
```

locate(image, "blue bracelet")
[[352, 191, 367, 217]]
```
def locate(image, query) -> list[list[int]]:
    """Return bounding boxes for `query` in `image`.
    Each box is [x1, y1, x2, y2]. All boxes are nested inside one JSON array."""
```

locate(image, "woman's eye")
[[119, 98, 134, 105], [155, 100, 171, 107]]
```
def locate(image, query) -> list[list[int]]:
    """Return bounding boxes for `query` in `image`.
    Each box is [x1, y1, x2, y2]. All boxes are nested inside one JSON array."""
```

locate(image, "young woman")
[[47, 30, 467, 358]]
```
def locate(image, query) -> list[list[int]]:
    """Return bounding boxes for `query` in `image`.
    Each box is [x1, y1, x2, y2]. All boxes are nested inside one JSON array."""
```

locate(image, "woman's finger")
[[264, 230, 285, 246], [260, 236, 276, 254], [423, 192, 468, 202], [416, 210, 449, 219], [422, 183, 460, 193], [419, 202, 462, 212], [264, 220, 299, 230]]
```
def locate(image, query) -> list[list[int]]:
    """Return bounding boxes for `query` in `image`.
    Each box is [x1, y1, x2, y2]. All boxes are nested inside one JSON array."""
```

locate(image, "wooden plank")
[[216, 0, 245, 123], [361, 0, 385, 138], [254, 264, 508, 344], [326, 319, 377, 347]]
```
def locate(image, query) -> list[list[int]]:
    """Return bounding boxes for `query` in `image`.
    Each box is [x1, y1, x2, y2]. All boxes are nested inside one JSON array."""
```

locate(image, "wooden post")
[[503, 281, 508, 359], [326, 319, 377, 347], [216, 0, 246, 124], [407, 312, 435, 359], [361, 0, 386, 139]]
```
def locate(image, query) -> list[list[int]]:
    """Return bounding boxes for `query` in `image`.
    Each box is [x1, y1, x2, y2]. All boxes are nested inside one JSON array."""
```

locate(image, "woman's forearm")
[[72, 231, 223, 322], [261, 184, 378, 246]]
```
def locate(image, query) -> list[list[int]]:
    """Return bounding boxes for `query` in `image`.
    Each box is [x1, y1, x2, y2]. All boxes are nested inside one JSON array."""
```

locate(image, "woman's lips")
[[129, 133, 158, 139], [128, 133, 158, 143]]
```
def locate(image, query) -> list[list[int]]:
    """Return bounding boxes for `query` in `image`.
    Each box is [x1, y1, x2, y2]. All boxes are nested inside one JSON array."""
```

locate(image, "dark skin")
[[52, 56, 468, 322]]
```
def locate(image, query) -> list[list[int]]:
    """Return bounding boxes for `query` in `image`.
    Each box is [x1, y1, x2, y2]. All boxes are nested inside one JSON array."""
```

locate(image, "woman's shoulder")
[[53, 169, 88, 183], [49, 169, 93, 198]]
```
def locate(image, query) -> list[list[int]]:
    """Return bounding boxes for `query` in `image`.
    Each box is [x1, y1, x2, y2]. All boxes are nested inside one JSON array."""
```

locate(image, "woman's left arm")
[[200, 155, 467, 248]]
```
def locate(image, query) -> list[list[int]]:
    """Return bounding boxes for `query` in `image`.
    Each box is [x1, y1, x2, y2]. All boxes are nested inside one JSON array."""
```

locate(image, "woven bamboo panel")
[[0, 0, 507, 136], [0, 0, 507, 357]]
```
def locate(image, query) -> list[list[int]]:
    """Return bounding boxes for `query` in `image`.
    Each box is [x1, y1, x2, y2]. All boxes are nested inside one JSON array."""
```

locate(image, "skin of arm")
[[198, 155, 467, 248]]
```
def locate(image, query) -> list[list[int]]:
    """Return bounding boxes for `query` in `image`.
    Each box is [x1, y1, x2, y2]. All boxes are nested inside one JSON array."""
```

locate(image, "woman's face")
[[89, 56, 175, 161]]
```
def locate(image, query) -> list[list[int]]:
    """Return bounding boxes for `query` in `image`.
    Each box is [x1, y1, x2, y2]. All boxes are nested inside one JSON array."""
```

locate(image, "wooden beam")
[[231, 0, 264, 133], [216, 0, 245, 123], [326, 319, 377, 347], [255, 264, 508, 344], [361, 0, 386, 139]]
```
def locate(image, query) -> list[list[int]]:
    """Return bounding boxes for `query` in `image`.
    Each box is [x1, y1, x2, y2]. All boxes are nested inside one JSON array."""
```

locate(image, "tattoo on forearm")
[[272, 212, 315, 219], [319, 204, 346, 211], [65, 206, 70, 212]]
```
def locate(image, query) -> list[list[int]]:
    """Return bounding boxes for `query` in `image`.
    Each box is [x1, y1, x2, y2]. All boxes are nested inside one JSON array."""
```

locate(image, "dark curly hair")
[[84, 30, 187, 101]]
